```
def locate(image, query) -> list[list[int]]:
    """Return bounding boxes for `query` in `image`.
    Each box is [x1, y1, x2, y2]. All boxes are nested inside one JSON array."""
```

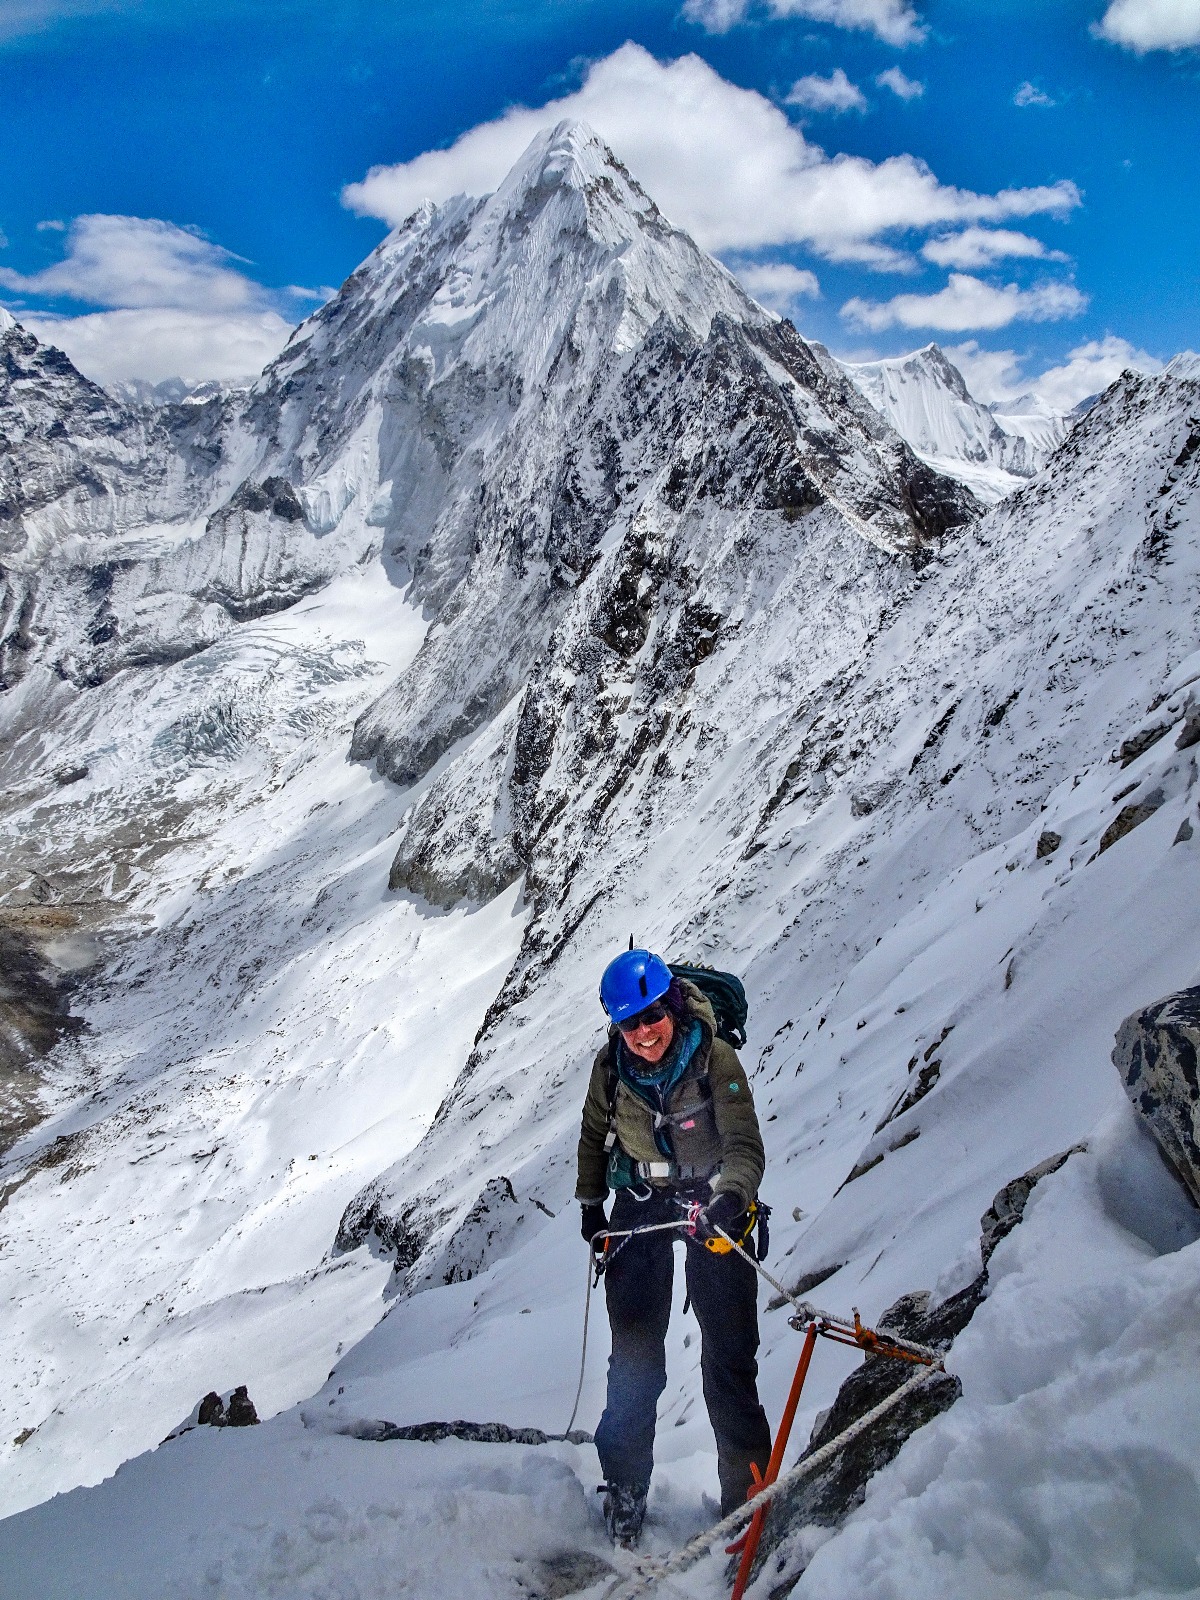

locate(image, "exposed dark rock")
[[1119, 723, 1171, 767], [979, 1144, 1086, 1267], [526, 1551, 614, 1599], [1176, 817, 1195, 845], [334, 1181, 438, 1267], [1113, 986, 1200, 1208], [983, 689, 1020, 729], [1099, 789, 1164, 853], [370, 1419, 552, 1445], [1176, 709, 1200, 751], [1036, 829, 1062, 858], [197, 1391, 225, 1426], [53, 764, 89, 786], [224, 1385, 260, 1426]]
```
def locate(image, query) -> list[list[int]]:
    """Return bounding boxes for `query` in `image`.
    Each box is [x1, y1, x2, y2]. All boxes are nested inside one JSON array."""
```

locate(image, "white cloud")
[[683, 0, 926, 45], [945, 335, 1163, 409], [0, 228, 8, 250], [940, 341, 1027, 402], [876, 65, 924, 98], [842, 272, 1087, 331], [36, 218, 66, 232], [1014, 81, 1056, 106], [1, 213, 296, 386], [785, 68, 867, 113], [1095, 0, 1200, 51], [0, 214, 264, 311], [922, 226, 1069, 269], [1028, 336, 1163, 409], [731, 261, 821, 310], [20, 307, 293, 387], [343, 44, 1081, 270]]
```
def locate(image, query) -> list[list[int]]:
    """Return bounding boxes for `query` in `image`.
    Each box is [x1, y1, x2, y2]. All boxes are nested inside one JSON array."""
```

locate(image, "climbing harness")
[[565, 1211, 946, 1600]]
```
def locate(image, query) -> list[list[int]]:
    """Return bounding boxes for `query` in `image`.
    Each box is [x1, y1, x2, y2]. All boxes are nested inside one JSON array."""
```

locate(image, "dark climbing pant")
[[595, 1187, 772, 1516]]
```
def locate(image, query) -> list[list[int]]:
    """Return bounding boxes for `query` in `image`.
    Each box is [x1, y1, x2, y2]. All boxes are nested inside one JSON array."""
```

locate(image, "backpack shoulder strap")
[[603, 1033, 619, 1152]]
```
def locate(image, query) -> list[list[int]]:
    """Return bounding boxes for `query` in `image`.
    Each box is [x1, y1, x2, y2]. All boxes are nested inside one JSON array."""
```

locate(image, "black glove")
[[580, 1202, 609, 1248], [695, 1190, 745, 1243]]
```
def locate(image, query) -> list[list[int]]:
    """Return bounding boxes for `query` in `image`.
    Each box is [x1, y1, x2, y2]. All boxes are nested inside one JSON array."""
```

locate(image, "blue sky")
[[1, 0, 1196, 403]]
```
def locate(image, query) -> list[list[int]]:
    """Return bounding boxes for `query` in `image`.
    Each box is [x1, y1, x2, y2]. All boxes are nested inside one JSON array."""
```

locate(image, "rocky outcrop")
[[1113, 987, 1200, 1208]]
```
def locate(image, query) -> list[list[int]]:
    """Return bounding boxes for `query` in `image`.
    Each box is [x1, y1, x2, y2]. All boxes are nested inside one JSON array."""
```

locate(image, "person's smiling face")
[[619, 1002, 675, 1064]]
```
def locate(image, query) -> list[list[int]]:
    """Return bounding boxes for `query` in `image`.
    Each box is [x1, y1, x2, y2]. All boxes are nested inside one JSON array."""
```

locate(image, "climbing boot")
[[602, 1482, 648, 1548]]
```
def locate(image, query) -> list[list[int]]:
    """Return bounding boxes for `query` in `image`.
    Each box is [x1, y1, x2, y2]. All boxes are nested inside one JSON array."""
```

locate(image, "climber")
[[576, 948, 772, 1548]]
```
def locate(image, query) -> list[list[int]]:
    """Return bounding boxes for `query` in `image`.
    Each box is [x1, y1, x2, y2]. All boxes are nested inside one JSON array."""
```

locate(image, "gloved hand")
[[694, 1190, 745, 1243], [580, 1202, 609, 1248]]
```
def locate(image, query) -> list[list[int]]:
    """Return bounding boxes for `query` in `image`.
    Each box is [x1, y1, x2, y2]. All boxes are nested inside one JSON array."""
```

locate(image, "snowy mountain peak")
[[844, 342, 1072, 504], [0, 306, 17, 336], [1166, 350, 1200, 382], [492, 118, 646, 215], [858, 342, 972, 403]]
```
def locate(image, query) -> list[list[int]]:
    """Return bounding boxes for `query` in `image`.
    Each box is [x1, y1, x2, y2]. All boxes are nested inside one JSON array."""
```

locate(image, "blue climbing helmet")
[[600, 948, 673, 1025]]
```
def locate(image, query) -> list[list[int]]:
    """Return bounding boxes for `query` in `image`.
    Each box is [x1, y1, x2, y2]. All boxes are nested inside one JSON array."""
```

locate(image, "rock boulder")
[[1113, 986, 1200, 1208]]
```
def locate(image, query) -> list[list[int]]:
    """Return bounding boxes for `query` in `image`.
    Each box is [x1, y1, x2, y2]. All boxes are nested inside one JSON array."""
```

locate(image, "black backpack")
[[668, 963, 749, 1050]]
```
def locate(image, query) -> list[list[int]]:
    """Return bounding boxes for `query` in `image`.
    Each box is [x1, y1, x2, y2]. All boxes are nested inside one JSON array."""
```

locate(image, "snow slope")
[[2, 121, 1200, 1600], [843, 344, 1070, 504]]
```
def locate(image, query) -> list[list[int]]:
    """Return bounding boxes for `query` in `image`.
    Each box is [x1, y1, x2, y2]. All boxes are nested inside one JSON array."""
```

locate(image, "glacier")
[[1, 120, 1199, 1600]]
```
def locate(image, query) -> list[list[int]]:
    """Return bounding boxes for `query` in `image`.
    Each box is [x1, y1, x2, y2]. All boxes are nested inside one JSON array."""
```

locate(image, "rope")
[[554, 1220, 694, 1440], [556, 1213, 940, 1444], [558, 1246, 596, 1440], [596, 1363, 941, 1600], [713, 1227, 943, 1366]]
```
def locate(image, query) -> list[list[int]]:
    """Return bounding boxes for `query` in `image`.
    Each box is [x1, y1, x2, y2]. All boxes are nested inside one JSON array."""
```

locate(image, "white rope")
[[713, 1226, 943, 1366], [556, 1221, 694, 1440], [596, 1363, 942, 1600], [559, 1247, 596, 1440]]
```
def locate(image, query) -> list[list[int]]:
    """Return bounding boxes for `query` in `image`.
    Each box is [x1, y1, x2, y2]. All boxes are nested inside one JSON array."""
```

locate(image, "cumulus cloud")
[[1014, 81, 1056, 106], [731, 261, 821, 310], [785, 68, 867, 113], [939, 341, 1027, 402], [1, 213, 296, 386], [0, 214, 265, 311], [683, 0, 926, 45], [922, 226, 1069, 268], [842, 272, 1087, 331], [343, 44, 1080, 270], [1027, 336, 1163, 409], [946, 335, 1162, 409], [1095, 0, 1200, 51], [876, 65, 924, 98], [20, 307, 293, 387]]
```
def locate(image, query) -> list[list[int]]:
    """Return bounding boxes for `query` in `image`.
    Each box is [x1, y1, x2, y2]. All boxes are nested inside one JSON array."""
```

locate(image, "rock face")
[[1113, 987, 1200, 1208]]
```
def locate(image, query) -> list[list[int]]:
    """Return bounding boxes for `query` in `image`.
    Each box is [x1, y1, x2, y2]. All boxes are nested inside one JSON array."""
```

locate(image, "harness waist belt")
[[633, 1159, 716, 1182]]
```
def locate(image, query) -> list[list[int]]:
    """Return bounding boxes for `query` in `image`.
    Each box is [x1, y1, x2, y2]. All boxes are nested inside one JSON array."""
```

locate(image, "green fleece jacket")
[[575, 981, 765, 1209]]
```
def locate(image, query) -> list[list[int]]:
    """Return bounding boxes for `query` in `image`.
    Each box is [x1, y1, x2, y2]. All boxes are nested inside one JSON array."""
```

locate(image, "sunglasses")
[[617, 1002, 670, 1034]]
